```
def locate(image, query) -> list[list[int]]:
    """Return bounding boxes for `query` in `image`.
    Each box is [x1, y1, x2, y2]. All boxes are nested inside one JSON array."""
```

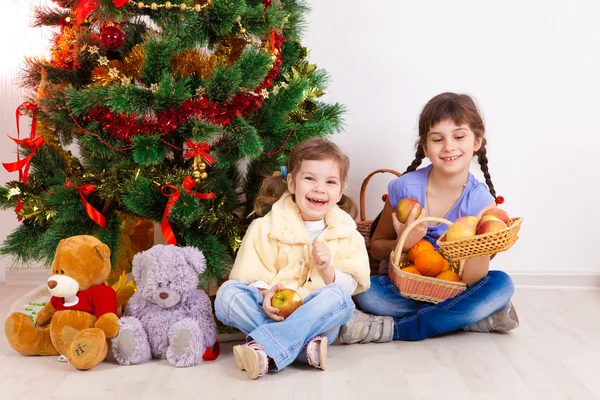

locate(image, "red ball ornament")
[[100, 26, 125, 49]]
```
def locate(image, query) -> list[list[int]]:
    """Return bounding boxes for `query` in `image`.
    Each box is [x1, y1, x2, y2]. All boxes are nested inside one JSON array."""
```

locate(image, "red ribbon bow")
[[160, 179, 216, 245], [182, 176, 216, 200], [2, 102, 41, 219], [76, 0, 128, 25], [64, 181, 107, 229], [184, 140, 214, 166], [160, 185, 181, 245]]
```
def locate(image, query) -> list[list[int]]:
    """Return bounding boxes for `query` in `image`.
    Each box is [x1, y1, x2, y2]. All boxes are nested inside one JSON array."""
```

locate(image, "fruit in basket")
[[401, 266, 422, 275], [414, 250, 445, 277], [435, 270, 461, 282], [445, 221, 476, 241], [271, 289, 303, 318], [396, 198, 421, 223], [441, 257, 450, 271], [476, 219, 507, 235], [455, 216, 478, 227], [408, 240, 434, 262], [477, 215, 502, 227], [481, 208, 510, 225]]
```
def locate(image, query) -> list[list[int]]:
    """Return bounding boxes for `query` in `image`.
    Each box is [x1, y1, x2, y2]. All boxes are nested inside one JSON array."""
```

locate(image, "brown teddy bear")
[[4, 235, 120, 370]]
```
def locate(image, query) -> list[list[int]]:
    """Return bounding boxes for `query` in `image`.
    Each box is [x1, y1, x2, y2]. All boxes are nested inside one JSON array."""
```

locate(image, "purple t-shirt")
[[388, 164, 494, 247]]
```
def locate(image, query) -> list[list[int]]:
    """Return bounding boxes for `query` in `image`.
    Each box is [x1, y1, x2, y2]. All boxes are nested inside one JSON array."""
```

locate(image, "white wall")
[[303, 0, 600, 274], [1, 0, 598, 275]]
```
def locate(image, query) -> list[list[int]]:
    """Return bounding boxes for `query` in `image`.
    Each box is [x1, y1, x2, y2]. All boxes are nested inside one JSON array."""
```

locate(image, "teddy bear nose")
[[47, 280, 57, 289], [159, 292, 169, 300]]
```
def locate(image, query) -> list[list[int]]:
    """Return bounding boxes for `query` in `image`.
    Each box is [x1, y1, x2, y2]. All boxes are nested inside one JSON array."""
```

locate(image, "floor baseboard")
[[510, 272, 600, 288]]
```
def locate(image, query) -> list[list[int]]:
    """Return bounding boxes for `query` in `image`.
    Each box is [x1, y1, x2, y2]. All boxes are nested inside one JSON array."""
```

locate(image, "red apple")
[[455, 216, 478, 227], [481, 208, 510, 224], [476, 219, 507, 235], [476, 215, 502, 229], [445, 222, 476, 241], [271, 289, 302, 318], [396, 198, 422, 223]]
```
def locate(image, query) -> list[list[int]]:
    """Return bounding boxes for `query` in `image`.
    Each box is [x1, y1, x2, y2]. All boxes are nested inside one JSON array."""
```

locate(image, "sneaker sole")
[[240, 346, 261, 380], [232, 344, 244, 371], [319, 337, 328, 371]]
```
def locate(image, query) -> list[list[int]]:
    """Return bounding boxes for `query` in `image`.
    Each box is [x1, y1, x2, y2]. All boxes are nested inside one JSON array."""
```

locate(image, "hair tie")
[[495, 195, 504, 205], [279, 166, 288, 181]]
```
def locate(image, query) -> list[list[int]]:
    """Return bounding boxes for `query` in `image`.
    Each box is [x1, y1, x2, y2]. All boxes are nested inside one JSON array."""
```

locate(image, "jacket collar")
[[269, 192, 357, 244]]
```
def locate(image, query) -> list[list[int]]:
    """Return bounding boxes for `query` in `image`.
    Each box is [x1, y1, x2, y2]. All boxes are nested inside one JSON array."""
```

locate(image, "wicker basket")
[[437, 217, 523, 260], [356, 169, 402, 275], [389, 217, 467, 303]]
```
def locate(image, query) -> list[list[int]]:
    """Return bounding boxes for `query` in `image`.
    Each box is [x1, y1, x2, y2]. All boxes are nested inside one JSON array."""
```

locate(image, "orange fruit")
[[401, 266, 422, 275], [413, 250, 445, 277], [435, 270, 461, 282], [408, 240, 435, 262], [441, 258, 450, 271]]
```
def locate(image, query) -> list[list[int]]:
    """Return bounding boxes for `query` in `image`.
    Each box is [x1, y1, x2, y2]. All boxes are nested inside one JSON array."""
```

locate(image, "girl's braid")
[[404, 146, 425, 174], [477, 140, 496, 199]]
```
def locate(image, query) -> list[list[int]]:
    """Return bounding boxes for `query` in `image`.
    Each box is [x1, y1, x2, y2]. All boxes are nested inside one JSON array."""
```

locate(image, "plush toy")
[[4, 235, 119, 370], [111, 244, 218, 367]]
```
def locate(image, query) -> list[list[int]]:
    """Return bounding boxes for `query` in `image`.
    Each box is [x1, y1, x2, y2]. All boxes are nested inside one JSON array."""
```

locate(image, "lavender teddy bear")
[[111, 245, 218, 367]]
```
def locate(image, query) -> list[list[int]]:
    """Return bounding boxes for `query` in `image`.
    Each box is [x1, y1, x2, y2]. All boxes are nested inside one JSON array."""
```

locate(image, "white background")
[[1, 0, 598, 277]]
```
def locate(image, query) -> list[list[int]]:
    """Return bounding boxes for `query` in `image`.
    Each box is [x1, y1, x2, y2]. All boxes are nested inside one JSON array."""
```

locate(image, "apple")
[[445, 222, 476, 241], [455, 216, 478, 227], [396, 198, 422, 223], [271, 289, 303, 318], [481, 208, 510, 225], [476, 215, 501, 229], [476, 219, 507, 235]]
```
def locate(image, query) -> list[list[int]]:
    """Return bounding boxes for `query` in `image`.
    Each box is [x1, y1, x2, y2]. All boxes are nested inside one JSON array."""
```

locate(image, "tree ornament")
[[100, 25, 125, 49]]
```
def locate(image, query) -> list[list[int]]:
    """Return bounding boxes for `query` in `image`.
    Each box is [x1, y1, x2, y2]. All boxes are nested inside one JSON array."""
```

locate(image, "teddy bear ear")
[[131, 251, 144, 284], [95, 243, 111, 261], [180, 246, 206, 275]]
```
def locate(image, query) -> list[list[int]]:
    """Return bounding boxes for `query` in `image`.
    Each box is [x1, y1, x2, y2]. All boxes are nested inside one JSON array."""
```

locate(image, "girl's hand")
[[261, 283, 285, 322], [312, 241, 331, 271], [392, 204, 427, 251]]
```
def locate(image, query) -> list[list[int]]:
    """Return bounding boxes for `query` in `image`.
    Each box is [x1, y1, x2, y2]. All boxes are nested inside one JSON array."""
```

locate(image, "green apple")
[[271, 289, 302, 319]]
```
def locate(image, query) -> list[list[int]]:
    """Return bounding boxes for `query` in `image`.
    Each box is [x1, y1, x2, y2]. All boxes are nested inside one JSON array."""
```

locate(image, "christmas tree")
[[0, 0, 343, 285]]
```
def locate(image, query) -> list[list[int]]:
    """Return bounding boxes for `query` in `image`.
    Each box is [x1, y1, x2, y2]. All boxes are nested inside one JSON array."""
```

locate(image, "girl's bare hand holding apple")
[[394, 205, 428, 252], [261, 283, 285, 321]]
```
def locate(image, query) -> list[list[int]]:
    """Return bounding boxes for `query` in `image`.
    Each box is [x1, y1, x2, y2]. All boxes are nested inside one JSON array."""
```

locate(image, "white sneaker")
[[306, 336, 328, 370], [464, 302, 519, 333], [232, 341, 269, 379]]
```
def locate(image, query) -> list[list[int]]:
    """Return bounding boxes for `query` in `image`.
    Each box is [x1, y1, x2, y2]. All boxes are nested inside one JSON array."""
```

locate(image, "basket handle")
[[359, 169, 402, 222], [392, 216, 453, 265]]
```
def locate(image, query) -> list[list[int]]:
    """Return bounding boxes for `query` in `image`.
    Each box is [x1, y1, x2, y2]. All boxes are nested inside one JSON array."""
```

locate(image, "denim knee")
[[310, 283, 354, 312], [214, 280, 254, 324], [487, 270, 515, 305]]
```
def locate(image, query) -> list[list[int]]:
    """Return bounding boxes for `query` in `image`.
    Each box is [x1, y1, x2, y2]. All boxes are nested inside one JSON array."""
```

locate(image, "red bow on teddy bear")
[[76, 0, 128, 26]]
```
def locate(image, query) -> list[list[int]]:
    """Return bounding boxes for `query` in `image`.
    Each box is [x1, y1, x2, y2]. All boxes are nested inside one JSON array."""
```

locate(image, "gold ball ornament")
[[198, 162, 207, 171], [150, 2, 158, 10], [200, 172, 208, 180], [137, 2, 145, 9], [180, 3, 187, 10], [239, 27, 247, 34], [192, 170, 202, 180], [194, 4, 202, 12], [165, 1, 172, 9]]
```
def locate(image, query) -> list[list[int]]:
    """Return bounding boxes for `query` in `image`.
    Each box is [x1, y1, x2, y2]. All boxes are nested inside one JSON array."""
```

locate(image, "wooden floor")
[[1, 272, 599, 399]]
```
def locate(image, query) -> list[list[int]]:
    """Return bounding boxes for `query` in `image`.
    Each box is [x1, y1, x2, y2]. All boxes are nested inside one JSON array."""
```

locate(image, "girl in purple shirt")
[[340, 92, 519, 343]]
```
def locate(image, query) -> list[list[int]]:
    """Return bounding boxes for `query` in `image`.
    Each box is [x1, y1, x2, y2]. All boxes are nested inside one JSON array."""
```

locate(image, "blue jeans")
[[354, 270, 514, 341], [215, 280, 355, 370]]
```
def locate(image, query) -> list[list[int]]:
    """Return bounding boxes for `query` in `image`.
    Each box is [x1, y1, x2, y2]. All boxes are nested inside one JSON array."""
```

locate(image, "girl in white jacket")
[[215, 138, 370, 379]]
